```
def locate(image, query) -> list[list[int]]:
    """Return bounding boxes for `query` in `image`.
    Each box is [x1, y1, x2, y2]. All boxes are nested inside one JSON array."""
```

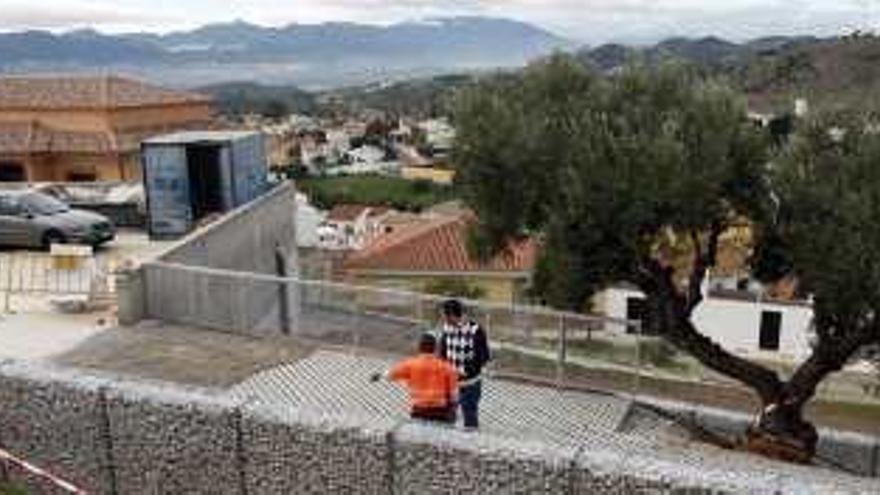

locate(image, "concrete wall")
[[0, 361, 877, 494], [118, 181, 299, 329], [158, 181, 298, 275]]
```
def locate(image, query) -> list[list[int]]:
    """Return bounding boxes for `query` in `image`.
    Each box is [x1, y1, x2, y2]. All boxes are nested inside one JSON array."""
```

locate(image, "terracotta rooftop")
[[0, 121, 114, 154], [0, 75, 210, 110], [327, 204, 372, 222], [344, 214, 536, 273]]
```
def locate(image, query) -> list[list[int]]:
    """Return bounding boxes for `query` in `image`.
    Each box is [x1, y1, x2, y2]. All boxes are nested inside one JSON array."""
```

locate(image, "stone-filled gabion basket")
[[0, 361, 112, 494], [242, 408, 393, 494], [103, 384, 241, 494], [393, 424, 572, 494]]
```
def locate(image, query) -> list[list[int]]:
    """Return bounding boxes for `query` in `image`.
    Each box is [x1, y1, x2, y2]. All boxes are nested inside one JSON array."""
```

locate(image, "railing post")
[[275, 245, 291, 336], [556, 314, 566, 388], [633, 320, 642, 401]]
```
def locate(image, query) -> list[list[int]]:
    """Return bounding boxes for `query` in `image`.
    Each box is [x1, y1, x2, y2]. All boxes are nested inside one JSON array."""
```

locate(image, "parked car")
[[0, 190, 115, 249]]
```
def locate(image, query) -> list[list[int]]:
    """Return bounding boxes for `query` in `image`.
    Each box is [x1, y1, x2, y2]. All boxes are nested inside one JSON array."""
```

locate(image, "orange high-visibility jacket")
[[388, 353, 458, 409]]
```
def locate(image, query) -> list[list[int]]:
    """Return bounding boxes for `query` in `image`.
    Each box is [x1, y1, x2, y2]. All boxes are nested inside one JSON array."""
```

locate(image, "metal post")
[[4, 254, 13, 313], [633, 320, 642, 401], [275, 246, 291, 335], [556, 314, 567, 388]]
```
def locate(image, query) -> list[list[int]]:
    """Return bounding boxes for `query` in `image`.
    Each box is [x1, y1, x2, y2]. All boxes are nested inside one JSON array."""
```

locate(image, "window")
[[0, 196, 21, 216], [67, 172, 97, 182], [759, 311, 782, 351], [626, 297, 648, 334], [0, 162, 25, 182]]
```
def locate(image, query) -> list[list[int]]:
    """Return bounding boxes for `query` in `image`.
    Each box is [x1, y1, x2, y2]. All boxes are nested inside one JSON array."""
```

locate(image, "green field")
[[297, 174, 456, 212]]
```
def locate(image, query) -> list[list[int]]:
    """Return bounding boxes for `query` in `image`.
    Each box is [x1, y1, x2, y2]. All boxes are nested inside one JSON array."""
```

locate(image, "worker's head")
[[441, 299, 464, 325], [418, 332, 437, 354]]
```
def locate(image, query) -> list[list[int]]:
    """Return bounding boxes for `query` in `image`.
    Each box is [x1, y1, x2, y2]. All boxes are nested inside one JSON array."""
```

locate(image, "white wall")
[[600, 287, 814, 362], [295, 194, 326, 248]]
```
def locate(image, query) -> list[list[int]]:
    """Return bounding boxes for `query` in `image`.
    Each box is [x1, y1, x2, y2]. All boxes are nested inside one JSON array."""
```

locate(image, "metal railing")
[[0, 252, 116, 313], [139, 260, 880, 413]]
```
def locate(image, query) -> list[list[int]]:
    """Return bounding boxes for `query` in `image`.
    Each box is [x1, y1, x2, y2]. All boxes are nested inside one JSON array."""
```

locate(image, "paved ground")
[[0, 309, 112, 360]]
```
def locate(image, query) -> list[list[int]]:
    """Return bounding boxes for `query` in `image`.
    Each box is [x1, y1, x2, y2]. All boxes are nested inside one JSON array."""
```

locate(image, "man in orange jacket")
[[371, 333, 459, 423]]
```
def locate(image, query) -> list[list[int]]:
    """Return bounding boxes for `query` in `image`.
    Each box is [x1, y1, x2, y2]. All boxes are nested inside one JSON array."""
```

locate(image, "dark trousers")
[[411, 405, 455, 424], [458, 380, 482, 429]]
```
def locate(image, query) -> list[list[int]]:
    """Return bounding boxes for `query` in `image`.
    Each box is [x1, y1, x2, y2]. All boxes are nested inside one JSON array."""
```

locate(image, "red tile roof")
[[345, 214, 536, 274], [0, 75, 210, 110], [0, 121, 114, 154], [327, 204, 372, 222]]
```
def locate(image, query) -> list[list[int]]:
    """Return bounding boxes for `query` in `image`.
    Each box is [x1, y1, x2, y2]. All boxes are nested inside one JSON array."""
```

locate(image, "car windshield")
[[21, 193, 70, 215]]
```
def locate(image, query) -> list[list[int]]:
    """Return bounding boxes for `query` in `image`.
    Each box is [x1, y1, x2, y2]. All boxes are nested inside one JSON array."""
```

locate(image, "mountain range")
[[0, 17, 572, 89]]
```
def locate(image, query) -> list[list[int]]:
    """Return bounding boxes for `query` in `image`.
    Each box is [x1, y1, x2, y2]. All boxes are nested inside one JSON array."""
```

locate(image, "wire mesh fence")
[[0, 251, 117, 313], [141, 261, 880, 422]]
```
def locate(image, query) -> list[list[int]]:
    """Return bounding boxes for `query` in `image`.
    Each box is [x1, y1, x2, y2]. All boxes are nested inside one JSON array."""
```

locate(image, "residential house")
[[598, 282, 814, 363], [326, 145, 399, 176], [0, 75, 212, 182], [397, 143, 455, 185], [417, 118, 456, 153], [343, 213, 536, 304], [317, 204, 392, 251]]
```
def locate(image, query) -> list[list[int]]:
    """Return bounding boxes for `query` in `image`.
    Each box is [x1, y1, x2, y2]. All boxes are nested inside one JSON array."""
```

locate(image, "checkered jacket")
[[438, 320, 490, 381]]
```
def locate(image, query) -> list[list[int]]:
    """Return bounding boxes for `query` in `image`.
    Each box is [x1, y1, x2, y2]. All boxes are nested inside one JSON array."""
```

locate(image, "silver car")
[[0, 190, 115, 249]]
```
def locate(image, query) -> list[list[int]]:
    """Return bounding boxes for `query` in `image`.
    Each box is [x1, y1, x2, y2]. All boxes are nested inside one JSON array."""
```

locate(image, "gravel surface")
[[53, 322, 315, 388]]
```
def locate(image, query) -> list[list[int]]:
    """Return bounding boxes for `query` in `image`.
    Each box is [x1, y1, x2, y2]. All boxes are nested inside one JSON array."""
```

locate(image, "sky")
[[2, 0, 880, 44]]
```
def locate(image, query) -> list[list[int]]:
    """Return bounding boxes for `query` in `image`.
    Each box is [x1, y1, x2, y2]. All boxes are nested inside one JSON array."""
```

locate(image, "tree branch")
[[787, 321, 880, 408], [686, 222, 723, 315], [636, 256, 785, 405]]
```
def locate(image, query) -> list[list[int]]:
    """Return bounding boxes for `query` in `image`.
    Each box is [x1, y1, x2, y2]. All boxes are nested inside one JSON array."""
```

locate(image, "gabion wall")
[[105, 391, 241, 493], [242, 411, 391, 494], [1, 361, 878, 494], [0, 364, 112, 494]]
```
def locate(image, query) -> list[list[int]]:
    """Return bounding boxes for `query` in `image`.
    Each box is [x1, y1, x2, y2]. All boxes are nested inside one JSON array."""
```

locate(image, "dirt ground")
[[53, 323, 316, 388]]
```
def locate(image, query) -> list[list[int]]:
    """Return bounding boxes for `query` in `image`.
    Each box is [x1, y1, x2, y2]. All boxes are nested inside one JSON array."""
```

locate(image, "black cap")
[[418, 332, 437, 352], [441, 299, 463, 317]]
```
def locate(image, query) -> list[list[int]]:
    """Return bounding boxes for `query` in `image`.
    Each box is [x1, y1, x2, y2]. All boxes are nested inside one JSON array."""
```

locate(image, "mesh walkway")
[[229, 351, 633, 449], [228, 351, 880, 493]]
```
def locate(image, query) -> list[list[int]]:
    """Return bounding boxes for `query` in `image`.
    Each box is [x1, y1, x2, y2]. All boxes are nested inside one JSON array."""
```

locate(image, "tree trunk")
[[639, 264, 820, 461]]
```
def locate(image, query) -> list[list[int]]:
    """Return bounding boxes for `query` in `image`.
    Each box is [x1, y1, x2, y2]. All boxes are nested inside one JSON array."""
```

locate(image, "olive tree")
[[451, 55, 874, 460]]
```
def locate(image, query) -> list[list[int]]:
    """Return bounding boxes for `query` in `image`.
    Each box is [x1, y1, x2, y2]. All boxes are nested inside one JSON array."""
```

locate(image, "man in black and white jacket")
[[437, 299, 490, 429]]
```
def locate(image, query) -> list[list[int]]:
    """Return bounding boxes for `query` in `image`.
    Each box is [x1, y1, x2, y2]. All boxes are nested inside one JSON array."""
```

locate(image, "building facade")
[[0, 76, 212, 183]]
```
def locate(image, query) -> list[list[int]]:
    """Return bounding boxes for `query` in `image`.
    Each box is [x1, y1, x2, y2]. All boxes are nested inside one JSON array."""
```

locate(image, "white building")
[[325, 145, 400, 176], [317, 204, 392, 251], [600, 285, 814, 363], [295, 193, 326, 248], [417, 118, 456, 151]]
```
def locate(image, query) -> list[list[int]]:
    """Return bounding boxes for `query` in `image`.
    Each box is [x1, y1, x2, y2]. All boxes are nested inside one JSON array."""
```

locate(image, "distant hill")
[[0, 17, 573, 89], [199, 82, 317, 117], [577, 34, 880, 114]]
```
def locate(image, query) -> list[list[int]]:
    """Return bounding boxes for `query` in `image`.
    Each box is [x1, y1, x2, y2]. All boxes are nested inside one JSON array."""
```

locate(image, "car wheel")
[[43, 230, 66, 250]]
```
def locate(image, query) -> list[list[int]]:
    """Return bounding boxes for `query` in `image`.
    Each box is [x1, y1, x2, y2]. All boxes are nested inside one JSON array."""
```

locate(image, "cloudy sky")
[[2, 0, 879, 44]]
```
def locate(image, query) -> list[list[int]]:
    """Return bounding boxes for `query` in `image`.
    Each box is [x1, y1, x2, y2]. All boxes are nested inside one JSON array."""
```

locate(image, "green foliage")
[[423, 278, 487, 300], [297, 175, 455, 212], [330, 74, 474, 118], [0, 482, 29, 495], [453, 55, 769, 310], [757, 110, 880, 349]]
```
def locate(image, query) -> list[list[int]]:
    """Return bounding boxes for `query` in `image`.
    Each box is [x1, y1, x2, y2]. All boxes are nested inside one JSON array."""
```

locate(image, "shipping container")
[[141, 131, 268, 238]]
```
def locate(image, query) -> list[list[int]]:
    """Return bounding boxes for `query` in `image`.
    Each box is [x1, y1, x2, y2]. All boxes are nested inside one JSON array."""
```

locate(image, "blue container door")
[[143, 144, 192, 238]]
